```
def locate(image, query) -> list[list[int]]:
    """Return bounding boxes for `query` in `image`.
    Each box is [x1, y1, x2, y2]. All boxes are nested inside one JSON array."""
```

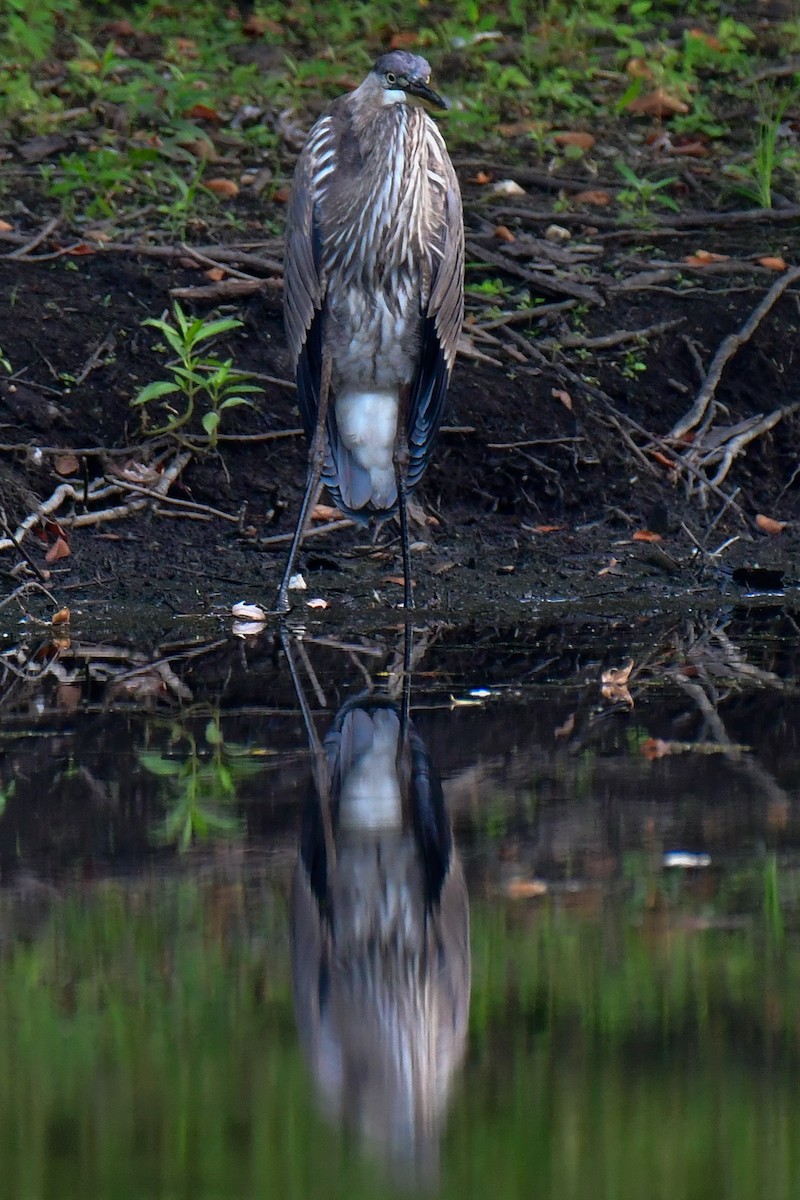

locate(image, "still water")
[[1, 606, 799, 1199]]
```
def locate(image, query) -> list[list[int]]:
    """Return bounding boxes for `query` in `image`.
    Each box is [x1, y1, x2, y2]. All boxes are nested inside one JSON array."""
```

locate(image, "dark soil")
[[1, 206, 800, 638]]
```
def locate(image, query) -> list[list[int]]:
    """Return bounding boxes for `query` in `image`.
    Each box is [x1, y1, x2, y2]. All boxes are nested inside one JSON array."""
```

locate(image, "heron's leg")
[[276, 355, 332, 613]]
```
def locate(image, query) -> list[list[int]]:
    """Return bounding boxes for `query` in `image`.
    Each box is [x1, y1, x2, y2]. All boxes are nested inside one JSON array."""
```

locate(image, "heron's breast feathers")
[[305, 108, 451, 298]]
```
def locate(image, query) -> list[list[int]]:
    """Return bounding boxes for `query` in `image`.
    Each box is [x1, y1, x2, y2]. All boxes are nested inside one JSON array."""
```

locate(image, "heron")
[[278, 51, 465, 612], [286, 628, 470, 1184]]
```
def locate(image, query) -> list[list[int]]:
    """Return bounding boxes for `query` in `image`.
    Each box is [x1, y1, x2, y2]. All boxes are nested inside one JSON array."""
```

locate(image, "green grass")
[[1, 0, 799, 232]]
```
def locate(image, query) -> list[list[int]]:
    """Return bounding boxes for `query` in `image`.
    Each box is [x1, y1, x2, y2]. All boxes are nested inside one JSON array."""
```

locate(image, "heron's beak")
[[406, 79, 448, 110]]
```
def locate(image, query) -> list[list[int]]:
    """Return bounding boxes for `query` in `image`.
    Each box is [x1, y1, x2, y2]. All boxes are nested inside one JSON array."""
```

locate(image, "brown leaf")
[[185, 103, 221, 123], [684, 249, 730, 267], [204, 267, 225, 281], [504, 879, 548, 899], [572, 189, 611, 207], [203, 177, 239, 198], [598, 556, 622, 576], [494, 224, 516, 243], [554, 712, 576, 738], [551, 387, 573, 410], [468, 170, 493, 185], [45, 537, 70, 563], [632, 529, 663, 543], [0, 219, 13, 232], [687, 28, 724, 52], [51, 607, 71, 625], [497, 118, 548, 138], [601, 682, 634, 708], [389, 31, 419, 49], [173, 37, 198, 56], [382, 575, 415, 588], [552, 130, 595, 150], [626, 57, 654, 79], [242, 13, 282, 35], [54, 453, 80, 475], [649, 449, 677, 469], [529, 524, 564, 534], [602, 658, 634, 686], [755, 513, 787, 535], [273, 185, 291, 203], [626, 88, 689, 117], [758, 256, 787, 271], [641, 737, 676, 761]]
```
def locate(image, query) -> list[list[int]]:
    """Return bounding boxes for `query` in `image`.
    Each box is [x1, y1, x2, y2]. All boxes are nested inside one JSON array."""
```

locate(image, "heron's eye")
[[386, 72, 396, 85]]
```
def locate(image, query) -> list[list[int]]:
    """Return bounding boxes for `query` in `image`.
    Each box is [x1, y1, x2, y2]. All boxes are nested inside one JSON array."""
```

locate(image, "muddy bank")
[[0, 218, 799, 636]]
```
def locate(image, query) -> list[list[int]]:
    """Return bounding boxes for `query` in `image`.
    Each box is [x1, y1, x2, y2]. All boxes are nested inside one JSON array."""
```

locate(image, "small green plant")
[[0, 345, 11, 373], [723, 89, 798, 208], [615, 161, 680, 219], [141, 716, 265, 851], [133, 303, 262, 447]]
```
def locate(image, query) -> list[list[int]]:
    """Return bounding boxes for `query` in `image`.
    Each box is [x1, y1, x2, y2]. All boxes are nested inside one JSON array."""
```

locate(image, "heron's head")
[[369, 51, 447, 110]]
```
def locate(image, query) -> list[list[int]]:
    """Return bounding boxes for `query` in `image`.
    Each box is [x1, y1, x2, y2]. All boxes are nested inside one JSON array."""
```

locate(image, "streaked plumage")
[[291, 697, 470, 1184], [278, 52, 465, 611]]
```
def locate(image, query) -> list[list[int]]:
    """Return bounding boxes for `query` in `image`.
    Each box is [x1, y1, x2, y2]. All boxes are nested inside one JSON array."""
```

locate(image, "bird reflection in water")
[[286, 630, 470, 1187]]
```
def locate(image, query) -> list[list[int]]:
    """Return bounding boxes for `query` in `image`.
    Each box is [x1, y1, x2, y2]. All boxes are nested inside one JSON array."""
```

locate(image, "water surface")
[[1, 607, 799, 1199]]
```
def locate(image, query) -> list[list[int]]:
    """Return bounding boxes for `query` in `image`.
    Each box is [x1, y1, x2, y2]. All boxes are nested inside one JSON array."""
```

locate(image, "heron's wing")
[[407, 141, 464, 490], [283, 123, 330, 444]]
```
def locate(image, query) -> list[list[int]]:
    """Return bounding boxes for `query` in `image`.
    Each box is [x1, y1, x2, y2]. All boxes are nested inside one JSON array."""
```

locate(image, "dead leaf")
[[686, 28, 724, 52], [626, 88, 689, 117], [572, 189, 611, 207], [242, 12, 282, 35], [551, 387, 573, 410], [497, 118, 548, 137], [494, 224, 516, 243], [204, 177, 239, 198], [598, 556, 621, 576], [684, 249, 730, 266], [51, 607, 71, 625], [45, 537, 70, 563], [602, 682, 634, 708], [468, 170, 493, 185], [382, 575, 415, 588], [758, 256, 787, 271], [66, 243, 95, 256], [486, 179, 526, 197], [273, 185, 291, 203], [504, 879, 548, 899], [554, 712, 576, 738], [528, 523, 564, 534], [626, 57, 654, 79], [231, 601, 268, 621], [755, 513, 787, 535], [172, 37, 198, 56], [553, 130, 595, 150], [185, 103, 221, 123], [641, 737, 677, 760], [389, 31, 419, 49], [632, 529, 663, 543], [0, 219, 13, 232], [54, 453, 80, 475], [602, 659, 634, 686], [204, 267, 225, 281], [649, 449, 677, 469]]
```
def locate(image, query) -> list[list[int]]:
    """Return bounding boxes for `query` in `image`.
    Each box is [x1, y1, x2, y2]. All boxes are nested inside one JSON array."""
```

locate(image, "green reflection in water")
[[1, 876, 799, 1199]]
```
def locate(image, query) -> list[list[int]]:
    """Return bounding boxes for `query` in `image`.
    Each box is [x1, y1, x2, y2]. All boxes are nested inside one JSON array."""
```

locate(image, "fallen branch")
[[465, 239, 603, 305], [0, 451, 192, 552], [670, 264, 800, 440]]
